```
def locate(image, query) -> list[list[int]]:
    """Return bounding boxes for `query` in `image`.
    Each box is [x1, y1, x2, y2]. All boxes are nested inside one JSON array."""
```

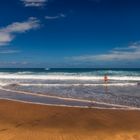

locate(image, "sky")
[[0, 0, 140, 68]]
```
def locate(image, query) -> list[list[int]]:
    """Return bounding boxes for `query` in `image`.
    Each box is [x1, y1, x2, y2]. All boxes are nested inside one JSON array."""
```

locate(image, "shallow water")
[[0, 68, 140, 108]]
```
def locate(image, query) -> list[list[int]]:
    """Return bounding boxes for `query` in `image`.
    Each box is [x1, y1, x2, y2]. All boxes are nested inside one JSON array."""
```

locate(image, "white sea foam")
[[0, 87, 137, 109], [17, 83, 137, 87], [45, 68, 50, 71], [0, 73, 140, 81], [1, 97, 140, 110], [0, 69, 140, 109]]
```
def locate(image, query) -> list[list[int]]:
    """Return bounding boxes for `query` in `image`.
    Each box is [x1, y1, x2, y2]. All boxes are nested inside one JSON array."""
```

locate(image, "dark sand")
[[0, 99, 140, 140]]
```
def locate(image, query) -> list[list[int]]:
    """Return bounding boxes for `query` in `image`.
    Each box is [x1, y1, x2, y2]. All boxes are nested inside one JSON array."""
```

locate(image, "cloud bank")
[[0, 17, 40, 46], [69, 42, 140, 62], [0, 50, 20, 54], [21, 0, 47, 7], [45, 13, 66, 20]]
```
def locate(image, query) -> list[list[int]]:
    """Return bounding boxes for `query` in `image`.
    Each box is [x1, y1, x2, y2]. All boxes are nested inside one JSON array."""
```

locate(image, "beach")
[[1, 0, 140, 138], [1, 68, 140, 109], [0, 99, 140, 140], [0, 69, 140, 139]]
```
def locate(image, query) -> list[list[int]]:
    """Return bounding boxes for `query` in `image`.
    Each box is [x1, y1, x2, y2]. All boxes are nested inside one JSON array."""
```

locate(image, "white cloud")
[[0, 50, 20, 54], [0, 17, 40, 46], [0, 61, 29, 67], [69, 42, 140, 62], [0, 32, 13, 46], [21, 0, 47, 7], [45, 13, 66, 20]]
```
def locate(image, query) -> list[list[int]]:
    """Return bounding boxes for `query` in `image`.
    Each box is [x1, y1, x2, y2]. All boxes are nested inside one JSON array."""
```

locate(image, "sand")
[[0, 99, 140, 140]]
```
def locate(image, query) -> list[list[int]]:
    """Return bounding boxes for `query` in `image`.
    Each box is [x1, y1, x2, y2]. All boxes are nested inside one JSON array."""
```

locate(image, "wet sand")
[[0, 88, 134, 109], [0, 99, 140, 140]]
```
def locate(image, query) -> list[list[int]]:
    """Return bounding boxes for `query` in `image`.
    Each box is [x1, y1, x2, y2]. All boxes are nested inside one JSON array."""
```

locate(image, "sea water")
[[0, 68, 140, 108]]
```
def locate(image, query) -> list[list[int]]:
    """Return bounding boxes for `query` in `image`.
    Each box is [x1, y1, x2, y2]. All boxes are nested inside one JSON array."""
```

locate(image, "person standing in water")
[[104, 75, 108, 93]]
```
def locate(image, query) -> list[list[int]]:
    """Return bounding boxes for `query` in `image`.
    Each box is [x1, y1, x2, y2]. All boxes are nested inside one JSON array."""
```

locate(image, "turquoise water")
[[0, 68, 140, 76]]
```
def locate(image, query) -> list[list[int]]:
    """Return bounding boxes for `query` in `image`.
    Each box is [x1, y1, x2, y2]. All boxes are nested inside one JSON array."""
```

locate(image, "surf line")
[[0, 87, 139, 110], [0, 97, 139, 110], [18, 83, 137, 87]]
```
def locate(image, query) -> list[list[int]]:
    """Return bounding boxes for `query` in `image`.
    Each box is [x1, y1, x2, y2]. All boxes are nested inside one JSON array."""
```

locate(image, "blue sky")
[[0, 0, 140, 68]]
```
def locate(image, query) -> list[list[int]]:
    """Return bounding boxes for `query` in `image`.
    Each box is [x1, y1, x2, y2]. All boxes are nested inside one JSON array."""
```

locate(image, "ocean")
[[0, 68, 140, 109]]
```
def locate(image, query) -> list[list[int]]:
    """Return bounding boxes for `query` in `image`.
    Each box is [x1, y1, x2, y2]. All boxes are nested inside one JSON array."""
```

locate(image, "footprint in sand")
[[0, 128, 8, 132], [28, 120, 41, 127], [15, 123, 24, 128]]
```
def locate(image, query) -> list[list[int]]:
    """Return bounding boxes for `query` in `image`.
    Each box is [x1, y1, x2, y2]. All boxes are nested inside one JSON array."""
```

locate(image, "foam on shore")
[[0, 87, 140, 110]]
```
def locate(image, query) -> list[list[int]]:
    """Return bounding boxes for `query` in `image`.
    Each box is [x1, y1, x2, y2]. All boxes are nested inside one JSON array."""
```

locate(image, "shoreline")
[[1, 97, 140, 111], [0, 87, 140, 110]]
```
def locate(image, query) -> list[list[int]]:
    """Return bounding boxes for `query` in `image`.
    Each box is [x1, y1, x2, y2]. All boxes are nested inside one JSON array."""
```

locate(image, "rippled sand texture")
[[0, 100, 140, 140]]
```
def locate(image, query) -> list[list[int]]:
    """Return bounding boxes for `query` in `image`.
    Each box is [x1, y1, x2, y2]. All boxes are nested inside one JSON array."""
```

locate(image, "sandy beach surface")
[[0, 99, 140, 140]]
